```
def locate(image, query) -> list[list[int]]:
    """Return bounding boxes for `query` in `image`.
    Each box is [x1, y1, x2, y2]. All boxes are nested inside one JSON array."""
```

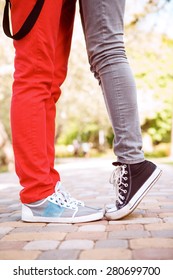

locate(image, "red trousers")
[[10, 0, 76, 203]]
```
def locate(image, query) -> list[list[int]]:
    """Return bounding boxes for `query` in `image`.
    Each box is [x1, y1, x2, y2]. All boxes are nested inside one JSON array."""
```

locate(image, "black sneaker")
[[105, 160, 162, 220]]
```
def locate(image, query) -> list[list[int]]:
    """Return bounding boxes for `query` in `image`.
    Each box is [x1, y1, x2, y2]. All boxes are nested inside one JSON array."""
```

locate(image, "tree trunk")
[[170, 112, 173, 160], [0, 121, 14, 171]]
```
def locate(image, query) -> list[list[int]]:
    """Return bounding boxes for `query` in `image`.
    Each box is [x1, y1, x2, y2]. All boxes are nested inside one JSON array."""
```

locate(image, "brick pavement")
[[0, 157, 173, 260]]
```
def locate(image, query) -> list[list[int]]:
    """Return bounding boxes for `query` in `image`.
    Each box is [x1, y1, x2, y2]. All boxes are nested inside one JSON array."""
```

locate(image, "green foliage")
[[106, 127, 114, 148], [141, 105, 172, 144], [126, 33, 173, 149]]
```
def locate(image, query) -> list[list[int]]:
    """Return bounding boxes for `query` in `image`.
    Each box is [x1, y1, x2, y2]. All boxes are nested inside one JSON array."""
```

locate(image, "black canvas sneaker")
[[105, 160, 162, 220]]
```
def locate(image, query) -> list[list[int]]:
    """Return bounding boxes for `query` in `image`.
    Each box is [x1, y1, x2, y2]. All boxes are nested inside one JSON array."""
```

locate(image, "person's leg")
[[11, 0, 64, 203], [46, 0, 77, 188], [10, 0, 104, 223], [79, 0, 162, 220], [79, 0, 144, 164]]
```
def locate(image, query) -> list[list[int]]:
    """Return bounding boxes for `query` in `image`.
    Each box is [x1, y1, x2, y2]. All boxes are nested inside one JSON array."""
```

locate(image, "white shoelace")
[[109, 165, 128, 205], [48, 182, 84, 210]]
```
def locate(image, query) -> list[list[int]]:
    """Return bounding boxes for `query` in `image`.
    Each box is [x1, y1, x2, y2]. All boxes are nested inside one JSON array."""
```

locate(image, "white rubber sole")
[[105, 167, 162, 220], [22, 205, 104, 224]]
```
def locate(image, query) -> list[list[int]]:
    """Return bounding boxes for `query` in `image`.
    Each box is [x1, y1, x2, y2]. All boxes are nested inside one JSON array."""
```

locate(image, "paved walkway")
[[0, 157, 173, 260]]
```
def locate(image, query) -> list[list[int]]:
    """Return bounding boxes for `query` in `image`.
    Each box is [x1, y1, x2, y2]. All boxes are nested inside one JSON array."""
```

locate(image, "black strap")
[[3, 0, 45, 40]]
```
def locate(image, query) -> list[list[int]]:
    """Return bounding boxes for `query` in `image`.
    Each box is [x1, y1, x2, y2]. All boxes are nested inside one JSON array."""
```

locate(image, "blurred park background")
[[0, 0, 173, 172]]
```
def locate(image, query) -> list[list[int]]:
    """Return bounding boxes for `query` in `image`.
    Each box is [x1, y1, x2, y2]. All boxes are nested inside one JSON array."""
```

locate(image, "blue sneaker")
[[22, 182, 104, 223]]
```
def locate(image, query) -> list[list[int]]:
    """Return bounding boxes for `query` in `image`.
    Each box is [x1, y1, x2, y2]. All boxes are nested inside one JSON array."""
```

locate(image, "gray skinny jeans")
[[79, 0, 145, 164]]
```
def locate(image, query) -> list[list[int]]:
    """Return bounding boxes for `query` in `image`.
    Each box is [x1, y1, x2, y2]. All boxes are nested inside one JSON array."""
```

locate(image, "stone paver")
[[0, 241, 27, 250], [59, 239, 94, 250], [95, 239, 128, 249], [0, 227, 13, 235], [0, 250, 41, 260], [65, 231, 107, 241], [109, 217, 163, 224], [1, 232, 66, 242], [132, 248, 173, 260], [0, 158, 173, 260], [130, 238, 173, 249], [23, 240, 60, 251], [79, 248, 132, 260], [78, 225, 106, 232], [37, 250, 80, 260], [108, 229, 150, 239]]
